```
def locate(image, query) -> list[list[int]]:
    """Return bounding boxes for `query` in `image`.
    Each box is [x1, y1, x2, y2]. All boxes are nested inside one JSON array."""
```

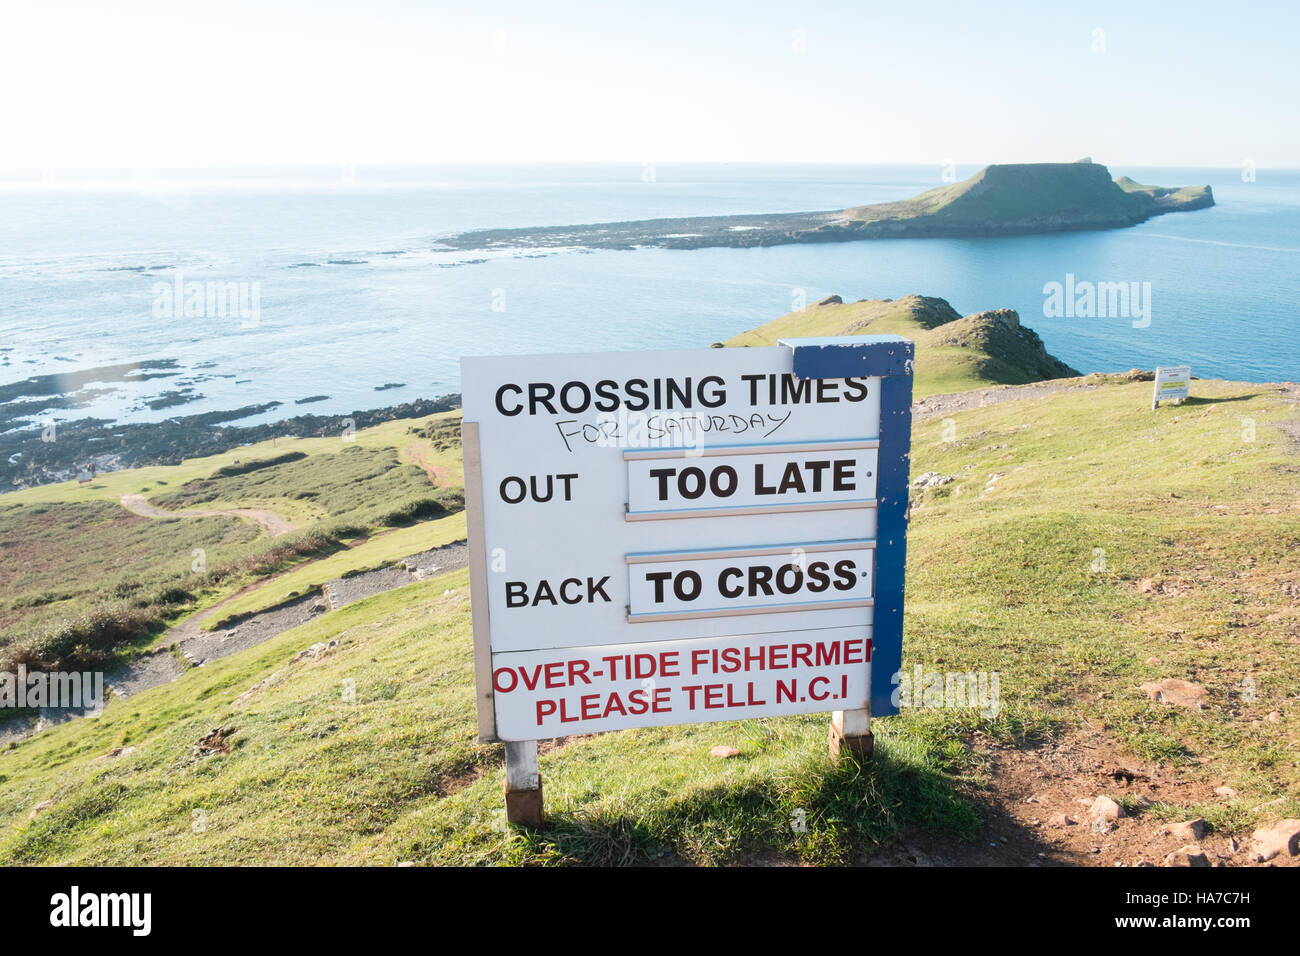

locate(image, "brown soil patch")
[[865, 727, 1298, 867], [403, 443, 449, 487]]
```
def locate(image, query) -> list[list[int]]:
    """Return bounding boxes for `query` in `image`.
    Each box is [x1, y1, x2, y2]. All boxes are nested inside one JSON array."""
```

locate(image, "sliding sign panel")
[[1153, 365, 1191, 407], [461, 336, 913, 741]]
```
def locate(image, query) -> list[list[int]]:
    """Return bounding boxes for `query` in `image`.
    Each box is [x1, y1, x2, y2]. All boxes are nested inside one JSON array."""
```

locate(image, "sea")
[[1, 162, 1297, 432]]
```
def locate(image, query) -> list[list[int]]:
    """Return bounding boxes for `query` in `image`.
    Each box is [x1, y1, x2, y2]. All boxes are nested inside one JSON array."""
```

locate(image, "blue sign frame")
[[779, 334, 913, 718]]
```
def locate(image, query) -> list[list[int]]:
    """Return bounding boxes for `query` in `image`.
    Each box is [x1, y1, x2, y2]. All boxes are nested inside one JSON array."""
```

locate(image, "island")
[[440, 160, 1213, 252]]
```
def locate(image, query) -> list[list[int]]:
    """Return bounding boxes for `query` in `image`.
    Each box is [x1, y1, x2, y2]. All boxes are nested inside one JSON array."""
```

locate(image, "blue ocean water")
[[1, 162, 1296, 430]]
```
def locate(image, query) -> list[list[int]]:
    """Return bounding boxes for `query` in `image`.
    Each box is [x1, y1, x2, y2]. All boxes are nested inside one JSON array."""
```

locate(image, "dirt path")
[[120, 493, 295, 536], [403, 443, 450, 487]]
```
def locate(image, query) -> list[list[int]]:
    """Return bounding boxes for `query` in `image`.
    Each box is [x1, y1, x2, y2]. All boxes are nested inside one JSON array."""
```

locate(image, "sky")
[[1, 0, 1297, 170]]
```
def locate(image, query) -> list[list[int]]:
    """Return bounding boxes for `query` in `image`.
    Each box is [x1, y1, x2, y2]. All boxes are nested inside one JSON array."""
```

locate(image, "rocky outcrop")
[[443, 161, 1214, 253], [930, 308, 1082, 382]]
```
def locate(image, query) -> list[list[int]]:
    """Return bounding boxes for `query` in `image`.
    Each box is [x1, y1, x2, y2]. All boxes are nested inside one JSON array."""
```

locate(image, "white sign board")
[[1153, 365, 1191, 407], [461, 338, 912, 742]]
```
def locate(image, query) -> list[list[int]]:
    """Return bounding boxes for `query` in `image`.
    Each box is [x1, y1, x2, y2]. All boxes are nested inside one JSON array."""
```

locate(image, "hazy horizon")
[[2, 160, 1294, 192], [4, 1, 1297, 169]]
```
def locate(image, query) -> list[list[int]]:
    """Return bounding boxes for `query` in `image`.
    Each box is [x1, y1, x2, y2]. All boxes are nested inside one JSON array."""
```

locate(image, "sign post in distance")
[[1152, 365, 1191, 409]]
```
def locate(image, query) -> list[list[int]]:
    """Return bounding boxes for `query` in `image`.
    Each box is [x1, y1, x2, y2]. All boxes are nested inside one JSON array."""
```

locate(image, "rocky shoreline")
[[2, 395, 461, 492]]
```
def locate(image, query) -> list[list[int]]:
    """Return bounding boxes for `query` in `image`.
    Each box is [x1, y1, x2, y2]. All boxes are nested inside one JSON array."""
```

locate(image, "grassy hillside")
[[841, 162, 1212, 232], [724, 295, 1079, 398], [0, 501, 256, 639], [0, 411, 466, 675], [1, 376, 1295, 866], [1116, 175, 1216, 212]]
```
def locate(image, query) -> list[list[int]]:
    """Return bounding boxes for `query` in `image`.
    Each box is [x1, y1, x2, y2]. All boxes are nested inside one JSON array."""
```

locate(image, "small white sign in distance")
[[1153, 365, 1191, 406]]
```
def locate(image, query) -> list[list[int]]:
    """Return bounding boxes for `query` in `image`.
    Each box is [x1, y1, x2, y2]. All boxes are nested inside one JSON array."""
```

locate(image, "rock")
[[710, 745, 740, 759], [1164, 846, 1210, 867], [396, 861, 417, 867], [1215, 785, 1238, 799], [1050, 813, 1076, 827], [293, 641, 330, 662], [816, 295, 843, 306], [1089, 795, 1127, 822], [1264, 710, 1282, 723], [1159, 818, 1207, 842], [1140, 678, 1208, 710], [1253, 797, 1286, 811], [194, 726, 235, 756], [912, 471, 954, 489], [1251, 819, 1300, 861], [968, 308, 1020, 332]]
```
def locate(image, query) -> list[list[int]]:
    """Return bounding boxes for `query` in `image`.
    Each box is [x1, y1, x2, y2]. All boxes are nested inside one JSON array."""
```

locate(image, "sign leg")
[[503, 740, 544, 827], [829, 708, 873, 759]]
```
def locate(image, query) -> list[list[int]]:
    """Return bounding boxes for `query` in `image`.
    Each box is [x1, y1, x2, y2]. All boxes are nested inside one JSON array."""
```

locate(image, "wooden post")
[[465, 422, 543, 826], [829, 707, 873, 759], [503, 739, 543, 827], [461, 422, 498, 744]]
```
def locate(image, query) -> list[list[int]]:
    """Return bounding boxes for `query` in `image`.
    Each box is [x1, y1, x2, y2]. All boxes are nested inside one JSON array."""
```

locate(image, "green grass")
[[0, 411, 466, 672], [0, 572, 982, 866], [0, 500, 257, 638], [903, 380, 1299, 800], [1116, 176, 1214, 207], [151, 445, 459, 530], [0, 374, 1293, 865]]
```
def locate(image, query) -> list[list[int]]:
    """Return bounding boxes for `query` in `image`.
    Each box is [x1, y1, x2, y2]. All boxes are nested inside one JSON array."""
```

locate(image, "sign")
[[1153, 365, 1190, 408], [461, 335, 913, 742]]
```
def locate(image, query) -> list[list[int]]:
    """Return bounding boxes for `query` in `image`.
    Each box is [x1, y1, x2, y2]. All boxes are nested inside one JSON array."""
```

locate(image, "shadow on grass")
[[506, 742, 985, 866], [1179, 393, 1263, 407]]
